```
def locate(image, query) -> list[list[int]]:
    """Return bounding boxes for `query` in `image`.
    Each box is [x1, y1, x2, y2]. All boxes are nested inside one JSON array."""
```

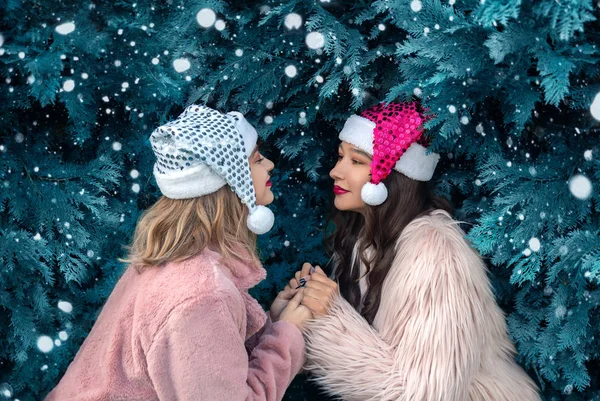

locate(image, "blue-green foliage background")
[[1, 0, 599, 399]]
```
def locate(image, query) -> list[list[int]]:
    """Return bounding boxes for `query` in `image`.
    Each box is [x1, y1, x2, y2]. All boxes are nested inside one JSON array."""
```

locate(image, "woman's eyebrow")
[[250, 146, 259, 158], [350, 147, 372, 159]]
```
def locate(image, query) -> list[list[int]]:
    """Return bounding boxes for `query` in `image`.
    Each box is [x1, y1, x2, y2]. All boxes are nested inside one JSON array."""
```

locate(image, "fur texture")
[[303, 210, 541, 401], [45, 247, 305, 401]]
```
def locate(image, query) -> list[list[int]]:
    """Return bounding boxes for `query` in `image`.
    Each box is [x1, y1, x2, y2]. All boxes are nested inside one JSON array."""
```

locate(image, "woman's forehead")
[[339, 141, 371, 159]]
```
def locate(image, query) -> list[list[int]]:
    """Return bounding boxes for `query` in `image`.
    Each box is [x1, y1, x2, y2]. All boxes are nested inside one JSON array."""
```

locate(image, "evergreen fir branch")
[[473, 0, 522, 27], [533, 0, 596, 42], [536, 50, 575, 106], [483, 23, 535, 64]]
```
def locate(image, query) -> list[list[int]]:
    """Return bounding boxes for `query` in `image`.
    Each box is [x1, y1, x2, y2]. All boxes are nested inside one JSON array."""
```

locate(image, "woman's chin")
[[334, 197, 363, 213], [333, 197, 349, 211], [256, 190, 274, 206]]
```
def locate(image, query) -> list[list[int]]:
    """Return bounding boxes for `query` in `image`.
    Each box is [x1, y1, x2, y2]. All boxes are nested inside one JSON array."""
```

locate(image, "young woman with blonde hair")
[[45, 105, 310, 401], [291, 102, 541, 401]]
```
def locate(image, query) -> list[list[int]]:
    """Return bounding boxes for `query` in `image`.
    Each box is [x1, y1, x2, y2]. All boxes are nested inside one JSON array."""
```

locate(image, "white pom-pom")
[[361, 182, 388, 206], [247, 205, 275, 235]]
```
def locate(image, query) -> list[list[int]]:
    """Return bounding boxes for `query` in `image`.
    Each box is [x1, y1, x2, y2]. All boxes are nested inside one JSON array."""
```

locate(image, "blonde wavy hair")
[[121, 186, 259, 272]]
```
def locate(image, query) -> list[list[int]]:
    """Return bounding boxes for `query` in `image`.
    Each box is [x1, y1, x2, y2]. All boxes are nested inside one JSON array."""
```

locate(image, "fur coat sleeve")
[[302, 210, 537, 401], [146, 289, 305, 401]]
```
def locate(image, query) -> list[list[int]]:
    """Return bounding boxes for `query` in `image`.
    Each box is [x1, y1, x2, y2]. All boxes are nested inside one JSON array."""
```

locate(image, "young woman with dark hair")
[[287, 102, 541, 401]]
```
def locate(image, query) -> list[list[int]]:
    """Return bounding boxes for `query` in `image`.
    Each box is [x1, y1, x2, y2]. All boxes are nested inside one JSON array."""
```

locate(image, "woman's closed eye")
[[337, 154, 364, 165]]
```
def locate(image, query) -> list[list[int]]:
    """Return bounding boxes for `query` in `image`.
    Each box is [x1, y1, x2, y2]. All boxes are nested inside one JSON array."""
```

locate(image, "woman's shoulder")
[[405, 208, 459, 231], [136, 251, 244, 316], [398, 209, 471, 251]]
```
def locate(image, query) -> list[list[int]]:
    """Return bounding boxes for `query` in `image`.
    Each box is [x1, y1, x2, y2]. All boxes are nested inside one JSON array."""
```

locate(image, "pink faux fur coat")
[[45, 247, 305, 401], [303, 209, 541, 401]]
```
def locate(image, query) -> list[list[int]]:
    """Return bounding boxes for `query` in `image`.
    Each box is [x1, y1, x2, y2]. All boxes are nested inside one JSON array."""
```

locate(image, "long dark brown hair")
[[327, 170, 452, 325]]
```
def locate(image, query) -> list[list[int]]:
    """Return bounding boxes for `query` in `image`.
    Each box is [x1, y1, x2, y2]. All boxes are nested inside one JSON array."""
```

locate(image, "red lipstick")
[[333, 185, 349, 195], [266, 179, 272, 187]]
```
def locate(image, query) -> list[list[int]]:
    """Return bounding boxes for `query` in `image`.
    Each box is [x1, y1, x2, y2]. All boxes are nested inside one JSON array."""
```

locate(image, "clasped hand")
[[270, 262, 339, 323]]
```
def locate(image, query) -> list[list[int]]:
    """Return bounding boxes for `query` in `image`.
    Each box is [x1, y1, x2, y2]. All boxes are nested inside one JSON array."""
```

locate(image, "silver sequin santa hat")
[[150, 104, 274, 234]]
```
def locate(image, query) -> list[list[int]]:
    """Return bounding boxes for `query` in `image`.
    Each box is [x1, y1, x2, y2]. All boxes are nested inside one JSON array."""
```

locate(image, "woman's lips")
[[266, 179, 272, 187], [333, 185, 349, 195]]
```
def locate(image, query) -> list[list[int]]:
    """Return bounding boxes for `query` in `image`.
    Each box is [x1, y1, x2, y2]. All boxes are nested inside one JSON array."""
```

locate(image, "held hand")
[[279, 289, 314, 329], [269, 285, 298, 321], [292, 262, 316, 289], [272, 263, 316, 321], [300, 266, 339, 318]]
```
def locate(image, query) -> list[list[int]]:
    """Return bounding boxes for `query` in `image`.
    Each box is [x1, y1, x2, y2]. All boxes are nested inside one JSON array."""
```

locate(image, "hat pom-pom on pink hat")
[[361, 182, 388, 206]]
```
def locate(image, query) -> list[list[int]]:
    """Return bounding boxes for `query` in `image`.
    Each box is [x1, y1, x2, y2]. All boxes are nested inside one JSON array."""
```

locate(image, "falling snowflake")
[[196, 8, 216, 28], [215, 19, 226, 31], [569, 174, 592, 200], [58, 301, 73, 313], [410, 0, 423, 12], [0, 383, 12, 398], [528, 237, 541, 252], [285, 65, 297, 78], [284, 13, 302, 30], [590, 92, 600, 121], [173, 58, 191, 73], [37, 336, 54, 353], [55, 22, 75, 35], [305, 32, 325, 49], [63, 79, 75, 92]]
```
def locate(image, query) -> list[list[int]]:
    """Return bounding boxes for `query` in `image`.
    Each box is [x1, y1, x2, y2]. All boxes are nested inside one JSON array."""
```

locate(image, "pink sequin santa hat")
[[338, 102, 440, 206]]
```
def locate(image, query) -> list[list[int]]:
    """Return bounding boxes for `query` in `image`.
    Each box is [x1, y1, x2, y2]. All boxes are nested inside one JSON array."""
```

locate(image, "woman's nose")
[[330, 163, 342, 181], [265, 157, 275, 171]]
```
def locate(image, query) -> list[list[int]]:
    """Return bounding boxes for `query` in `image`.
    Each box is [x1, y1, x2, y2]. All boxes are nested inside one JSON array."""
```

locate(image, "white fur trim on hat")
[[227, 111, 258, 157], [361, 182, 388, 206], [338, 115, 375, 155], [247, 205, 275, 235], [395, 142, 440, 182], [153, 164, 226, 199]]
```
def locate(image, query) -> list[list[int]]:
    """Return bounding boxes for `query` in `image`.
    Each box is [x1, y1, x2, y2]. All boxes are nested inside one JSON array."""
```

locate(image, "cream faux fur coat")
[[303, 209, 541, 401]]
